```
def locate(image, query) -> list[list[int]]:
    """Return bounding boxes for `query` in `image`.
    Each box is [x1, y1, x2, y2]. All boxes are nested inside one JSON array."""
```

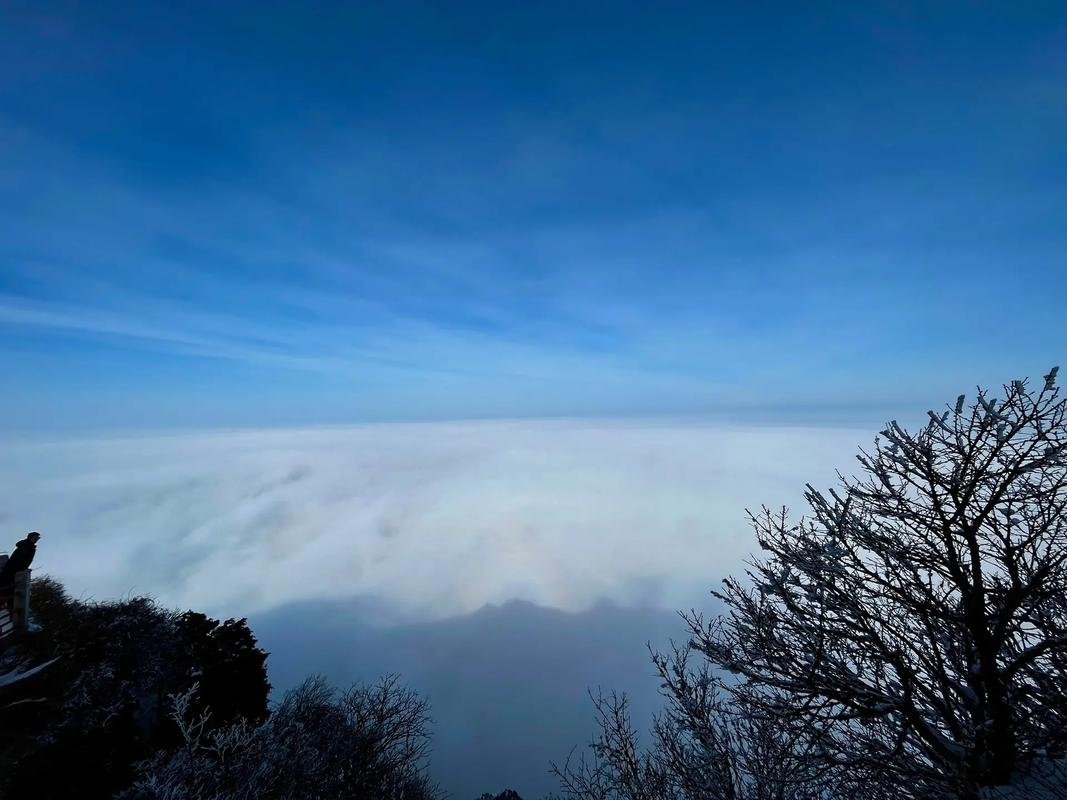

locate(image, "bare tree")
[[122, 674, 441, 800], [684, 370, 1067, 798], [553, 643, 824, 800], [650, 645, 833, 800], [553, 686, 676, 800]]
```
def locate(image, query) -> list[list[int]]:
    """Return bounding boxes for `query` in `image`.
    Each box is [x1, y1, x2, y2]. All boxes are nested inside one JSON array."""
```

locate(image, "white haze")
[[0, 418, 867, 621]]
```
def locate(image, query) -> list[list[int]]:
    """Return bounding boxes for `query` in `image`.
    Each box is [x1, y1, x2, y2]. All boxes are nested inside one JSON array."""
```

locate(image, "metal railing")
[[0, 554, 31, 641]]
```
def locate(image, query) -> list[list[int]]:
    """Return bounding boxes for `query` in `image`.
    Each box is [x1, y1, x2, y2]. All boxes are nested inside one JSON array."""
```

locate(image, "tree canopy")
[[558, 370, 1067, 800]]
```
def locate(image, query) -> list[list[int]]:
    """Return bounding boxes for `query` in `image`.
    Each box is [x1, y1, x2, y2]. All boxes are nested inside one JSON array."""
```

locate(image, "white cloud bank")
[[0, 419, 868, 621]]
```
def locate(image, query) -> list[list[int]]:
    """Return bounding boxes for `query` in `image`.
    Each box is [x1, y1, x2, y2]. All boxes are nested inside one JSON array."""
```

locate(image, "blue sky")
[[2, 1, 1065, 431]]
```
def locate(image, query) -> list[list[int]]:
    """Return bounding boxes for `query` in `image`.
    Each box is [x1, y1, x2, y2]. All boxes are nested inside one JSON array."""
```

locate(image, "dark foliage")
[[0, 578, 270, 799], [173, 611, 271, 729], [3, 576, 439, 799]]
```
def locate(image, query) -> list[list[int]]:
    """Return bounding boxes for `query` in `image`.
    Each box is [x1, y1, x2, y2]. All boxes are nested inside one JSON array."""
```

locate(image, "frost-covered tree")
[[553, 644, 826, 800], [684, 371, 1067, 798], [122, 674, 440, 800], [557, 371, 1067, 800], [1, 577, 270, 799]]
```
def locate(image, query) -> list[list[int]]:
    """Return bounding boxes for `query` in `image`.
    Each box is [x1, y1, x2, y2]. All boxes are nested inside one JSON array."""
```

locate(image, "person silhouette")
[[0, 531, 41, 589]]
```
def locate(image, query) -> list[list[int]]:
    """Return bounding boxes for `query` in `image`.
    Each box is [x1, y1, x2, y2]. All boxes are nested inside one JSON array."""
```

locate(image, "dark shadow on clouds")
[[252, 597, 708, 799]]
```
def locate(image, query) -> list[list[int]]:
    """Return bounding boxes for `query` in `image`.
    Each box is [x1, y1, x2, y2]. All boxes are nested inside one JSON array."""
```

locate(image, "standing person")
[[0, 531, 41, 588]]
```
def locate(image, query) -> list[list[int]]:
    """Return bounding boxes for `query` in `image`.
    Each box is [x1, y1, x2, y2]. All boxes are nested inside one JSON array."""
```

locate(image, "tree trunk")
[[979, 675, 1017, 787]]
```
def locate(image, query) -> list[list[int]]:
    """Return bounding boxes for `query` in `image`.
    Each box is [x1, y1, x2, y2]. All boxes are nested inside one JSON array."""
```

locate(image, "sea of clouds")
[[0, 418, 868, 621], [2, 418, 877, 796]]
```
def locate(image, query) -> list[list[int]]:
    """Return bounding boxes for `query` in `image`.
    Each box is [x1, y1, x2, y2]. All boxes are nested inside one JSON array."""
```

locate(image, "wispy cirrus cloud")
[[3, 0, 1066, 431]]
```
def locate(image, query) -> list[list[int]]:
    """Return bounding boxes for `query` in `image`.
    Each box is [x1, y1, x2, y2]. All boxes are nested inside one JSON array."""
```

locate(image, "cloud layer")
[[253, 598, 686, 799], [1, 419, 866, 621]]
